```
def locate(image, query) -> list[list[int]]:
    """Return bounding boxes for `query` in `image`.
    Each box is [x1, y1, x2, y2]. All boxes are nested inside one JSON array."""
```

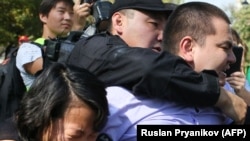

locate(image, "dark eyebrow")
[[57, 7, 66, 10], [217, 40, 233, 48]]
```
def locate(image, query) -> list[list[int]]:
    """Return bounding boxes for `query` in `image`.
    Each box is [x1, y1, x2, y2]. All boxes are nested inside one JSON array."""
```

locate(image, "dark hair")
[[163, 2, 231, 54], [231, 28, 242, 46], [39, 0, 74, 16], [16, 63, 109, 141]]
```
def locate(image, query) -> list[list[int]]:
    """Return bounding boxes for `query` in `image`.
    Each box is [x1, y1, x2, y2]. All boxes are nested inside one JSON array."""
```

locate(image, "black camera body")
[[44, 39, 60, 61], [81, 0, 112, 32], [44, 31, 83, 62]]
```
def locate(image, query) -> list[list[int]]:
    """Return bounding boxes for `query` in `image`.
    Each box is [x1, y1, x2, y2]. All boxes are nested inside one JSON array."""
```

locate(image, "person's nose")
[[64, 12, 72, 20], [158, 30, 163, 42]]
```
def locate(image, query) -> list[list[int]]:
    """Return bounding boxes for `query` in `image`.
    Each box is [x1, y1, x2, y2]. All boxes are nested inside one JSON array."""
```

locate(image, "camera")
[[44, 31, 83, 62], [81, 0, 112, 32], [44, 39, 60, 61]]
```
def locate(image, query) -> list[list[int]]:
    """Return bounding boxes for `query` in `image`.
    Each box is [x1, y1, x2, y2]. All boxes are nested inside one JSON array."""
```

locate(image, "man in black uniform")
[[67, 0, 248, 123]]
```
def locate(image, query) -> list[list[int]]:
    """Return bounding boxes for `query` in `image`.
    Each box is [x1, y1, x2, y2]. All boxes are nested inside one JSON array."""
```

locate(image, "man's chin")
[[58, 30, 71, 37]]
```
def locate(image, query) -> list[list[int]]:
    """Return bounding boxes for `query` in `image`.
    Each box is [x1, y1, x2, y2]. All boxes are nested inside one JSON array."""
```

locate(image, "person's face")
[[190, 17, 236, 74], [40, 1, 74, 38], [112, 10, 166, 52], [47, 104, 98, 141]]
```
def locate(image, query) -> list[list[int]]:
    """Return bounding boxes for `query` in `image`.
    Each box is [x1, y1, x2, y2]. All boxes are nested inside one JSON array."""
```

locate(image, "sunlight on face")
[[192, 17, 235, 73], [118, 10, 166, 51], [43, 1, 74, 38]]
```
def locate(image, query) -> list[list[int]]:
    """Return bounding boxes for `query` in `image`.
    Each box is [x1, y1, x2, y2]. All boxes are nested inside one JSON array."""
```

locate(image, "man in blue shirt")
[[68, 0, 248, 125]]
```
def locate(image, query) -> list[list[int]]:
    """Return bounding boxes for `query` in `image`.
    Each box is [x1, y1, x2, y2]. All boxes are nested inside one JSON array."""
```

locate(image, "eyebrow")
[[56, 6, 66, 10], [217, 40, 233, 48]]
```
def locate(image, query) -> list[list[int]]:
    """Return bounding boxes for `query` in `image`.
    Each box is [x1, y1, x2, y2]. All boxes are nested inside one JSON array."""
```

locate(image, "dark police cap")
[[110, 0, 177, 16]]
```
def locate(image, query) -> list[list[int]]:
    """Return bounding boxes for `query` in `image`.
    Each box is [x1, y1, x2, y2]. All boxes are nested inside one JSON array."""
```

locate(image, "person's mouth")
[[61, 23, 72, 29], [151, 46, 162, 52]]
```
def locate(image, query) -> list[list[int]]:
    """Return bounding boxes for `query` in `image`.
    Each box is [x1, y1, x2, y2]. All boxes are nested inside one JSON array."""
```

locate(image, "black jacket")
[[67, 32, 220, 106]]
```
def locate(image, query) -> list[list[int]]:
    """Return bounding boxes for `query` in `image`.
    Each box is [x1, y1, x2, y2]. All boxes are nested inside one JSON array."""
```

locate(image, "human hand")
[[72, 0, 92, 31], [226, 71, 245, 93], [227, 71, 250, 105], [218, 71, 227, 86]]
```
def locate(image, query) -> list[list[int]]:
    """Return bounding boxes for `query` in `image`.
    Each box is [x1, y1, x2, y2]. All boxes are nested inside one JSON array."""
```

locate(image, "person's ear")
[[179, 36, 194, 63], [39, 13, 47, 24], [111, 12, 124, 35]]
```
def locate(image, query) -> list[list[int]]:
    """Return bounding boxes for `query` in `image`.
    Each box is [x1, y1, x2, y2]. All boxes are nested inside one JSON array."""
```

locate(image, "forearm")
[[236, 88, 250, 106], [133, 52, 221, 106], [215, 87, 247, 124], [24, 57, 43, 75], [68, 42, 222, 106]]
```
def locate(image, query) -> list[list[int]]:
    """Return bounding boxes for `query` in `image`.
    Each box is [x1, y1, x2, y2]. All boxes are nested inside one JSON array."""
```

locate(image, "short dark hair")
[[16, 63, 109, 140], [39, 0, 74, 16], [163, 2, 231, 54]]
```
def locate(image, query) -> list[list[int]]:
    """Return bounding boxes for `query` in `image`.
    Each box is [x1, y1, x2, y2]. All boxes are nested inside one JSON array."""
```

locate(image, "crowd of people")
[[0, 0, 250, 141]]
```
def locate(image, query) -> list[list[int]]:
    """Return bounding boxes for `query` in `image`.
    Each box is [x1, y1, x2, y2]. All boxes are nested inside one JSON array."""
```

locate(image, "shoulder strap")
[[30, 41, 43, 48]]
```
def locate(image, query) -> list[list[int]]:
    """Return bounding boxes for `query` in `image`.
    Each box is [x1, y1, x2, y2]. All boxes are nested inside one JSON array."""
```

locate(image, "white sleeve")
[[16, 42, 42, 69]]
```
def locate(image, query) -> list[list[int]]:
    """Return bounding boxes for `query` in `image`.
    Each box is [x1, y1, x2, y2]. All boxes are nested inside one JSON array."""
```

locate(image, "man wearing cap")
[[67, 0, 247, 127]]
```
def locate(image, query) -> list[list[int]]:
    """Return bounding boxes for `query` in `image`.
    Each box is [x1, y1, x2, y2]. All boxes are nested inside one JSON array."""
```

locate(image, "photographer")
[[16, 0, 90, 89], [43, 0, 112, 67]]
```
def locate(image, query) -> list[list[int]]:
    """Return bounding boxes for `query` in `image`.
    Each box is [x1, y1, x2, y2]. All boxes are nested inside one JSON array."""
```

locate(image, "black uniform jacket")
[[67, 32, 220, 106]]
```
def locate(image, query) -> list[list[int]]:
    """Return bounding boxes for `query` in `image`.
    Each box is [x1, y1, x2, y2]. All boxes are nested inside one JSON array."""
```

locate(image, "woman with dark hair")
[[224, 28, 250, 105], [231, 28, 249, 78], [0, 63, 110, 141]]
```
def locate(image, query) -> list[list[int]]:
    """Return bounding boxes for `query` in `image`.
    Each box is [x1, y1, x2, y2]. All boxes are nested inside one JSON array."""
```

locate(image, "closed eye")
[[65, 130, 84, 139], [148, 21, 159, 29]]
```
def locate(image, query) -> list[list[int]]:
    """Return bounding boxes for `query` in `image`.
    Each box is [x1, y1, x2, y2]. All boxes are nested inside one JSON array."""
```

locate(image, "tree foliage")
[[0, 0, 41, 48], [232, 5, 250, 62]]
